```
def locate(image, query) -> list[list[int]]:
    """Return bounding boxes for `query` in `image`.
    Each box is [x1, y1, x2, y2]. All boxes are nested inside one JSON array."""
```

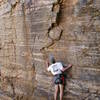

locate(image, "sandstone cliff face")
[[0, 0, 100, 100]]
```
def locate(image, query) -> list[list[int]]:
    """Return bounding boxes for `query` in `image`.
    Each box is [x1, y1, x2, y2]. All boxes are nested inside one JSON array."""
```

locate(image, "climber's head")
[[49, 54, 56, 64], [51, 57, 56, 64]]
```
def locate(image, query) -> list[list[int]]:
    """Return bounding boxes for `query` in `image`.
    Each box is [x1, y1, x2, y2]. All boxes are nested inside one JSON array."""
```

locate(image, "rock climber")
[[46, 55, 72, 100]]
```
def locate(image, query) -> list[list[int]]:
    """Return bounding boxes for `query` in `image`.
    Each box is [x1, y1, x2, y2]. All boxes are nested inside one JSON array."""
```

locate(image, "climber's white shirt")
[[47, 62, 63, 75]]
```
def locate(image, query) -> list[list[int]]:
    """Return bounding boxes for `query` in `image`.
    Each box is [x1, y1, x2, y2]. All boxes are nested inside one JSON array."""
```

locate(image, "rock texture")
[[0, 0, 100, 100]]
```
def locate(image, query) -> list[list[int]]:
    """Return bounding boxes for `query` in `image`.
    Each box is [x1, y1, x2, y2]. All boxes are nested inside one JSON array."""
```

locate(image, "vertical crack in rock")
[[21, 3, 36, 98], [21, 1, 36, 74], [40, 0, 64, 51], [26, 0, 37, 60], [22, 2, 33, 64]]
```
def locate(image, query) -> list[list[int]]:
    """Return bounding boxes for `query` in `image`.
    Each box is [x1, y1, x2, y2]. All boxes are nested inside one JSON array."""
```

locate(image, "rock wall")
[[0, 0, 100, 100]]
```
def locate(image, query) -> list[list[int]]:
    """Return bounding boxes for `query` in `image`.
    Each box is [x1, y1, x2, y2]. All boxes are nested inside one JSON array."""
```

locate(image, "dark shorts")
[[53, 74, 64, 85]]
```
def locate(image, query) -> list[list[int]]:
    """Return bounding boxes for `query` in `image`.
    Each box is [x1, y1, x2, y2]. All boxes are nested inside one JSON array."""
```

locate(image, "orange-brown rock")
[[0, 0, 100, 100]]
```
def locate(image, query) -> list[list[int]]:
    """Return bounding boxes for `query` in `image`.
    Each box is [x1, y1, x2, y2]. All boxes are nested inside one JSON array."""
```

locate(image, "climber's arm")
[[61, 64, 72, 72]]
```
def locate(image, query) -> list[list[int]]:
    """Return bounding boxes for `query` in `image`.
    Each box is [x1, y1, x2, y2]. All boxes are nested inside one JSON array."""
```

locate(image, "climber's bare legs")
[[59, 84, 64, 100], [54, 85, 59, 100]]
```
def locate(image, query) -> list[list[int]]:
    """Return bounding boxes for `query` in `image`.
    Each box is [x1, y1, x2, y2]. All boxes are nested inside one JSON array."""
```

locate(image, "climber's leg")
[[59, 84, 64, 100], [54, 85, 59, 100]]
